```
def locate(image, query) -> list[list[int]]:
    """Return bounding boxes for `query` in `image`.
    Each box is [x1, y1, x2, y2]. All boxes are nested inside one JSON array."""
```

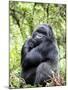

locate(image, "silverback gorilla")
[[21, 24, 59, 86]]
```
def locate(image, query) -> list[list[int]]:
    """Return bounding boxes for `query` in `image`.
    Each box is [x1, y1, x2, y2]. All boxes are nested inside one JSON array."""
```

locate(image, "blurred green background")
[[9, 1, 66, 88]]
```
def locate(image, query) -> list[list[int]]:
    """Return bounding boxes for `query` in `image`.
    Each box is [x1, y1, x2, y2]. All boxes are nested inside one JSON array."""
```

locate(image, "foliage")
[[9, 1, 66, 88]]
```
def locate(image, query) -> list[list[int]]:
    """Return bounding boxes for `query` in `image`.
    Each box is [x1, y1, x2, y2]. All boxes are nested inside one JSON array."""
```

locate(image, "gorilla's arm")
[[21, 39, 35, 57], [22, 42, 47, 69], [21, 36, 43, 58], [21, 38, 40, 67], [23, 41, 58, 69], [21, 38, 34, 66]]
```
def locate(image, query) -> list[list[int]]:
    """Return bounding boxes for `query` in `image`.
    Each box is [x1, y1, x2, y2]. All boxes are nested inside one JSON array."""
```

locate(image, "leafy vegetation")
[[9, 1, 66, 88]]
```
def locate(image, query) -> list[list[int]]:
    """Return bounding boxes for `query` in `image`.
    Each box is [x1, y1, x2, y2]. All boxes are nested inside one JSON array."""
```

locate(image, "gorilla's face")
[[32, 24, 54, 44]]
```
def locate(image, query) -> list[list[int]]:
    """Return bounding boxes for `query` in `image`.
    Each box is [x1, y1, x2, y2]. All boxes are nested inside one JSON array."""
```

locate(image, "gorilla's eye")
[[37, 30, 47, 36], [40, 31, 47, 36]]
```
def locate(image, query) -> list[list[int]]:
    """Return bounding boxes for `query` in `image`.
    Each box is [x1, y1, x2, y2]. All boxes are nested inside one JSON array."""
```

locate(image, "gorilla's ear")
[[48, 25, 55, 41]]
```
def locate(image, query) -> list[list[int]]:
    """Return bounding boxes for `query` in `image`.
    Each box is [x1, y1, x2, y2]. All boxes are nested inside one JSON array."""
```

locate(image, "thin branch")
[[10, 8, 25, 38], [47, 4, 49, 23]]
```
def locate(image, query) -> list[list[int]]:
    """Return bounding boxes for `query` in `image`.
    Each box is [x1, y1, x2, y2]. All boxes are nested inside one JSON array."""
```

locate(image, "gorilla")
[[21, 24, 59, 86]]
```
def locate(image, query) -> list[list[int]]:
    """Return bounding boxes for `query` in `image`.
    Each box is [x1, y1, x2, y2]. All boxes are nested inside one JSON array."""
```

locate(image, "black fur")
[[21, 24, 59, 86]]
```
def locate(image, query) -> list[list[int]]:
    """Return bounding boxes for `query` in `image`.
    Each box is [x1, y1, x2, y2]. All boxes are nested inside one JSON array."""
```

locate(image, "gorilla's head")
[[32, 24, 55, 43]]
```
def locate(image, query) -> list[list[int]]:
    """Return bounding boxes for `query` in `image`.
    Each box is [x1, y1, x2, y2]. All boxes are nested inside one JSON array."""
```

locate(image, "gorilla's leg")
[[21, 68, 36, 85], [34, 62, 55, 86]]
